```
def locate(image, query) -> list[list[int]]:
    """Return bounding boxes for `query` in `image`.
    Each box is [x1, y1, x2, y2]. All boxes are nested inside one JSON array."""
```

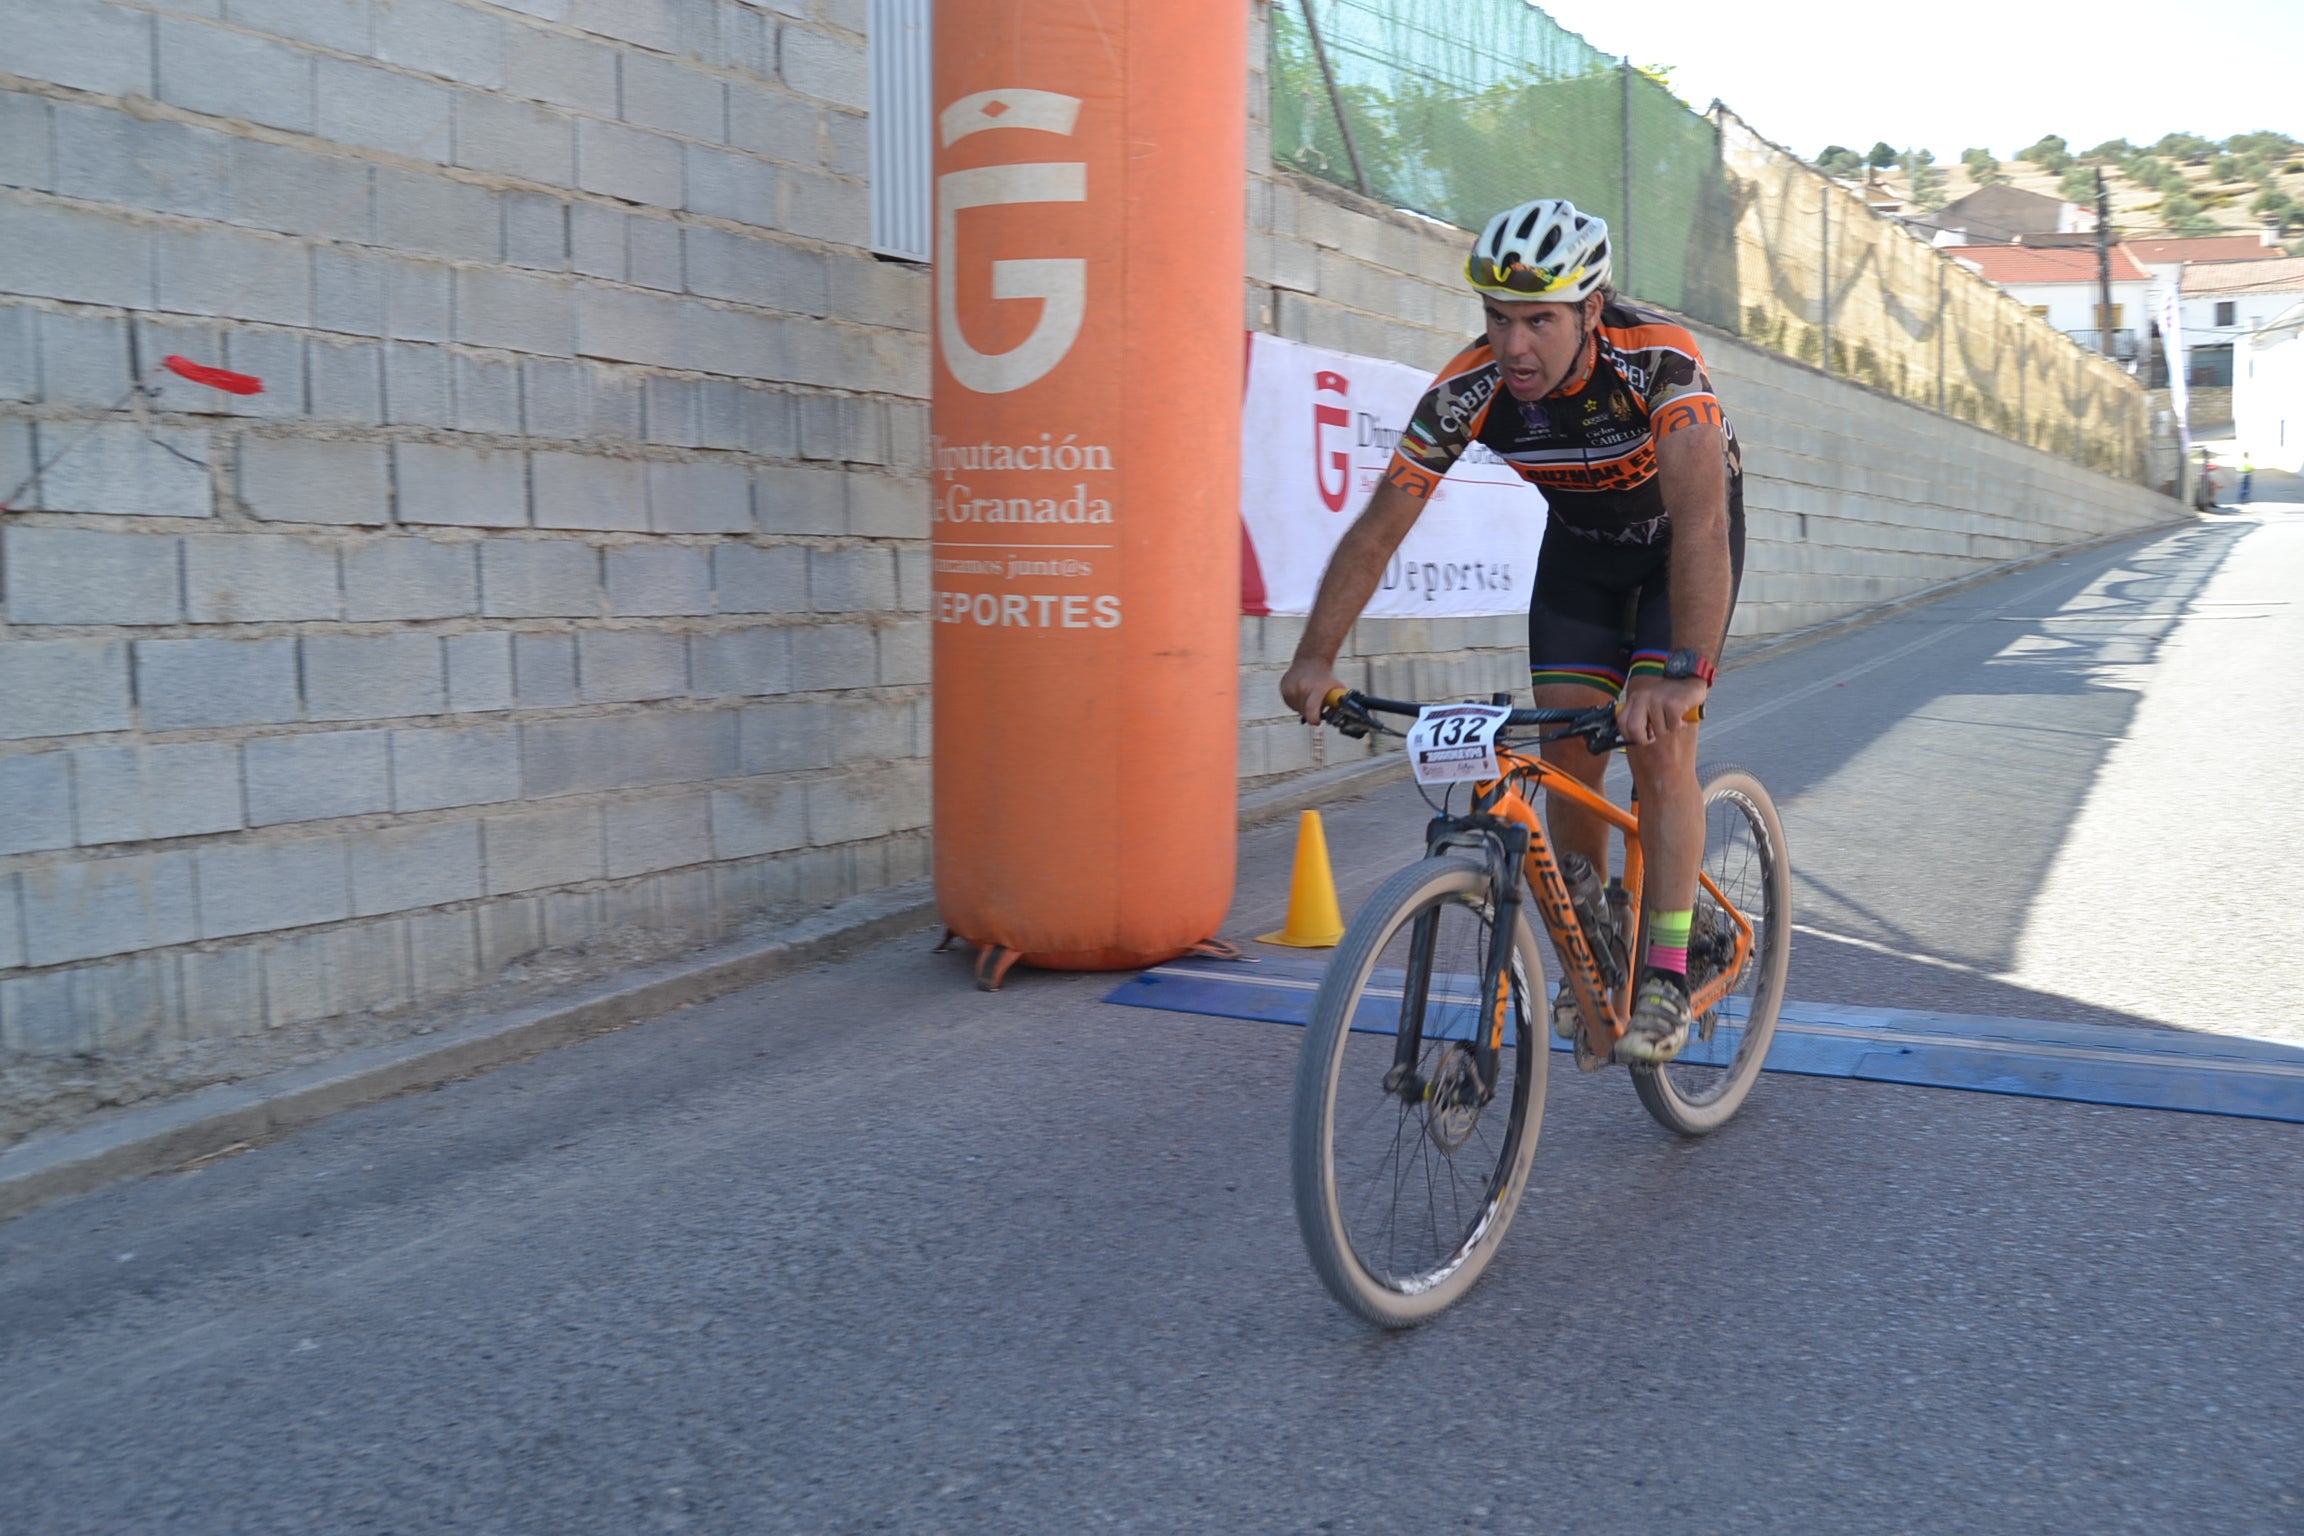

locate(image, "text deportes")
[[1380, 554, 1516, 600], [935, 592, 1124, 628]]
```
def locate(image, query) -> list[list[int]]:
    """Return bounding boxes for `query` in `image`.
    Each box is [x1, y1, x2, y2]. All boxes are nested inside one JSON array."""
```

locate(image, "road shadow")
[[1722, 518, 2257, 1031]]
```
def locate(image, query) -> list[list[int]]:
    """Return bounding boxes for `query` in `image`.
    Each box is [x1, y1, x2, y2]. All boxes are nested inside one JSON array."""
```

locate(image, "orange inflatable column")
[[931, 2, 1245, 973]]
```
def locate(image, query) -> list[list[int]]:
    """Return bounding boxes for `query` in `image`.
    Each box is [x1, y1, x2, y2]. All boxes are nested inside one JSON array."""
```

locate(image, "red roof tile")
[[1944, 244, 2150, 284], [2179, 257, 2304, 296], [2124, 236, 2285, 266]]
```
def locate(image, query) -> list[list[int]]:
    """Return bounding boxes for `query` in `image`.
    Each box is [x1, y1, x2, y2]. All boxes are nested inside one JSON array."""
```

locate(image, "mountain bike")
[[1289, 689, 1791, 1326]]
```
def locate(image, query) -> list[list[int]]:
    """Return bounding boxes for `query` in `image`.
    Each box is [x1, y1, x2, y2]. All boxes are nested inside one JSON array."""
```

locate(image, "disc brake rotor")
[[1422, 1044, 1486, 1153]]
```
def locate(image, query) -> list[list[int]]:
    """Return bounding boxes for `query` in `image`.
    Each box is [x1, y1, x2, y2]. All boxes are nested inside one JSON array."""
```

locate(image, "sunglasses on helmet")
[[1465, 253, 1581, 296]]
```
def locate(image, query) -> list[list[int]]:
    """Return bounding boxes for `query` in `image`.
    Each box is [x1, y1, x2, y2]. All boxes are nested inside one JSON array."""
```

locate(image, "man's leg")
[[1525, 529, 1639, 874], [1532, 681, 1615, 871], [1621, 674, 1703, 915]]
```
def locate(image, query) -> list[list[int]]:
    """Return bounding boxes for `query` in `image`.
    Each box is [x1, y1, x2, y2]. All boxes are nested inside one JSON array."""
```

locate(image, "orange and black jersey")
[[1383, 302, 1742, 546]]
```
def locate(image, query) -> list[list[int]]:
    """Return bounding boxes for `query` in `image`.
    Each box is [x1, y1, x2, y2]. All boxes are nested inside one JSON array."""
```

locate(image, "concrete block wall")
[[1232, 0, 2179, 771], [0, 0, 925, 1141], [1712, 343, 2183, 638]]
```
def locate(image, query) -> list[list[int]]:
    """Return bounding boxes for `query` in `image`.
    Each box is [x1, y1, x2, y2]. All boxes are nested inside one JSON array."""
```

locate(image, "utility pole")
[[2095, 167, 2116, 360]]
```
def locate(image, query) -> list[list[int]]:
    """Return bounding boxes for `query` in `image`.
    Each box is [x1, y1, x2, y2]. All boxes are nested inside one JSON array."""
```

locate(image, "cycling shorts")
[[1526, 484, 1745, 698]]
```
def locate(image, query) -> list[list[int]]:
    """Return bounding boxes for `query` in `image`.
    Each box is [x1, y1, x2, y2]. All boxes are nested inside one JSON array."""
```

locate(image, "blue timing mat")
[[1102, 954, 2304, 1125]]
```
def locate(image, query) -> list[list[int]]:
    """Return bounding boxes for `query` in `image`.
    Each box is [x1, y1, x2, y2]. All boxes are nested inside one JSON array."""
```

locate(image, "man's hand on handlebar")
[[1280, 656, 1346, 726], [1614, 675, 1707, 747]]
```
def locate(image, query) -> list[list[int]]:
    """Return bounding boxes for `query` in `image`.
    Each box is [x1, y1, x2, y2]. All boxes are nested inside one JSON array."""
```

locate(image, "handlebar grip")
[[1684, 704, 1705, 724], [1321, 685, 1350, 713]]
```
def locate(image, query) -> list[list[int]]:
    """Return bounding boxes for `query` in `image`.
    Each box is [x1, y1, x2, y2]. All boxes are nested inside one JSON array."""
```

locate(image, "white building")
[[2175, 257, 2304, 388], [2125, 233, 2290, 386], [1942, 243, 2153, 366], [2237, 301, 2304, 472]]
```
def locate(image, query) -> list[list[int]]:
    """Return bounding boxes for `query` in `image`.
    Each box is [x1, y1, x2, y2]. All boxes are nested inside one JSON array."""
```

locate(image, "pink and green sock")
[[1646, 908, 1693, 990]]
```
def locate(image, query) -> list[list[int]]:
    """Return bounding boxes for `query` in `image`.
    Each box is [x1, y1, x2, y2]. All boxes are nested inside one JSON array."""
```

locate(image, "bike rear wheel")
[[1631, 767, 1792, 1135], [1290, 856, 1547, 1327]]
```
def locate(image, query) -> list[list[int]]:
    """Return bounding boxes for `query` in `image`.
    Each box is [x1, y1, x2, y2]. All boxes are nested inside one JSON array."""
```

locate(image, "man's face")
[[1485, 293, 1601, 401]]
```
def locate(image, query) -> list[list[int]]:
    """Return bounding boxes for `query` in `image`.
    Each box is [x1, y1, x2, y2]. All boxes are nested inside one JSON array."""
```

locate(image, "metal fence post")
[[1819, 177, 1830, 374], [1619, 59, 1634, 295], [1935, 260, 1946, 412], [1297, 0, 1369, 198]]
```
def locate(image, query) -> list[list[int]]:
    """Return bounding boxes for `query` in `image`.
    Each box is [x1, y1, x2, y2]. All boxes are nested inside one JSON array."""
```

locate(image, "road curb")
[[0, 883, 941, 1223]]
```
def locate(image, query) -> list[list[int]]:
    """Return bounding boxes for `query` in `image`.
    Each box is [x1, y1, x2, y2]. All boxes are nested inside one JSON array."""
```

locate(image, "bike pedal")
[[1571, 1031, 1613, 1073], [1549, 983, 1579, 1042]]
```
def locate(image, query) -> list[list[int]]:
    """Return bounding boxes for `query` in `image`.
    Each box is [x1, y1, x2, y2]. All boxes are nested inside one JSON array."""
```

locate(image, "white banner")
[[1239, 332, 1544, 617], [2157, 286, 2190, 454]]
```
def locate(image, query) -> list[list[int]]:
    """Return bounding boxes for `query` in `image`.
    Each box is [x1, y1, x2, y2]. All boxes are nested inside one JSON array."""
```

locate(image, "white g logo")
[[937, 89, 1086, 396]]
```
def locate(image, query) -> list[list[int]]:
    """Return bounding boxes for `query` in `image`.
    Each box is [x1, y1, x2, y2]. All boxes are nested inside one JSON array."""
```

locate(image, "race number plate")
[[1407, 704, 1512, 785]]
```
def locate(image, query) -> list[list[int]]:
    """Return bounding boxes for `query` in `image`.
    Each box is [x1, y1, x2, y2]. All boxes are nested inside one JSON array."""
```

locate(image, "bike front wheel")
[[1290, 856, 1548, 1328], [1631, 767, 1792, 1135]]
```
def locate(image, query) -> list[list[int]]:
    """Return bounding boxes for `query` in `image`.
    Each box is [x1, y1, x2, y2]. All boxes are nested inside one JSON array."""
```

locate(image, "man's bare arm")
[[1654, 422, 1731, 659], [1615, 422, 1731, 746], [1278, 478, 1430, 721]]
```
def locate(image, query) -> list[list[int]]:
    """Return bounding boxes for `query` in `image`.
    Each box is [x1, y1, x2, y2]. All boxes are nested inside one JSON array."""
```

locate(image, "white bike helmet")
[[1465, 199, 1612, 302]]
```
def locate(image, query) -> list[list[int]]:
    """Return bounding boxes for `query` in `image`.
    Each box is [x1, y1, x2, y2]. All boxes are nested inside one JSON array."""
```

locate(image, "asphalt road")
[[4, 511, 2301, 1534]]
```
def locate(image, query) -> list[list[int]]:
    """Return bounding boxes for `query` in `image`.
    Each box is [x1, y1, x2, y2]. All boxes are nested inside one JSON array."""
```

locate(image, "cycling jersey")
[[1382, 301, 1743, 546]]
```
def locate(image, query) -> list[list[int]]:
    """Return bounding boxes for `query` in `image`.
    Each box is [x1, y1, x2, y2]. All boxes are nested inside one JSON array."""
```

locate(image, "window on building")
[[868, 0, 932, 262], [2215, 300, 2237, 327]]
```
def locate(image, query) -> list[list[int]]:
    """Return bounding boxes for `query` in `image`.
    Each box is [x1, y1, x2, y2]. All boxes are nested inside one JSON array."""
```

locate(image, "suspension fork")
[[1381, 818, 1458, 1098], [1472, 824, 1530, 1095], [1387, 816, 1525, 1101]]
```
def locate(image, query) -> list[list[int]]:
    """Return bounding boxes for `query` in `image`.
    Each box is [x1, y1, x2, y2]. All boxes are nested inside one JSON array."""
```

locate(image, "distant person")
[[2239, 452, 2254, 504]]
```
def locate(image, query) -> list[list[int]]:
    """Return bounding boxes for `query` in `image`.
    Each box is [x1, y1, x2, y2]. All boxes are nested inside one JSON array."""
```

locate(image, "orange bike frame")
[[1467, 746, 1754, 1059]]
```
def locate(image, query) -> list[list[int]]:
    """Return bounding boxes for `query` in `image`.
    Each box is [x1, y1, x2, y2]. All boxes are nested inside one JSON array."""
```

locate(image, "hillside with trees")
[[1812, 131, 2303, 250]]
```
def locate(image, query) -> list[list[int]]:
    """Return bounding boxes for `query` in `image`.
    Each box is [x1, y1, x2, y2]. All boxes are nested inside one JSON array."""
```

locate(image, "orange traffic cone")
[[1258, 810, 1345, 948]]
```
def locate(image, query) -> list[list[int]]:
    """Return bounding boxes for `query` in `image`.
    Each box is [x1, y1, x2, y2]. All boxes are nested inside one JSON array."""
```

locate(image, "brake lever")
[[1318, 687, 1379, 740], [1536, 705, 1626, 755]]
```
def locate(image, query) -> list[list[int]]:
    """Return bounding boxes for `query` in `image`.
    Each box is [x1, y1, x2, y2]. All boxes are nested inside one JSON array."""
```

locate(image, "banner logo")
[[1240, 333, 1542, 619], [937, 90, 1087, 396], [1312, 369, 1351, 512]]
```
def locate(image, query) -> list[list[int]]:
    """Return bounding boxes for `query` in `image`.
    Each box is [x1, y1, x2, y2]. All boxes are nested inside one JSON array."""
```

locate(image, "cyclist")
[[1279, 198, 1743, 1064]]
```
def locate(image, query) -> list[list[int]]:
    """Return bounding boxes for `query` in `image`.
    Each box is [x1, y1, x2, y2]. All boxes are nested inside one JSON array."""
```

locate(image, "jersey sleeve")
[[1622, 321, 1724, 438], [1381, 342, 1492, 500]]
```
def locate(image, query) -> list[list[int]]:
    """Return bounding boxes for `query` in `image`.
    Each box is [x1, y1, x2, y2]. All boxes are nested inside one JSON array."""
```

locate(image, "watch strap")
[[1665, 648, 1716, 686]]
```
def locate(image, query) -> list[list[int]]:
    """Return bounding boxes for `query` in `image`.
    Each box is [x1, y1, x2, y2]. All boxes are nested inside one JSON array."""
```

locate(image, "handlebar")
[[1318, 687, 1701, 753]]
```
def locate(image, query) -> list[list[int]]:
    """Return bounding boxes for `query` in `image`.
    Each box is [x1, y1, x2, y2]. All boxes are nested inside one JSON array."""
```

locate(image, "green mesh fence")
[[1271, 0, 2148, 482]]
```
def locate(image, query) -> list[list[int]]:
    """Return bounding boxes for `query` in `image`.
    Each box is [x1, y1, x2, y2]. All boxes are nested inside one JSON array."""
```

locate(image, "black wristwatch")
[[1662, 649, 1716, 686]]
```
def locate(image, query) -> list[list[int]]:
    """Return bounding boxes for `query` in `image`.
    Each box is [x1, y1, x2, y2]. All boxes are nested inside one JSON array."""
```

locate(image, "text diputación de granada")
[[931, 435, 1124, 629]]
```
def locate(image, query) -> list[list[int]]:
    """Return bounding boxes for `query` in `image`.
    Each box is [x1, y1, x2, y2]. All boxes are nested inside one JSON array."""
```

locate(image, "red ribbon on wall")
[[162, 355, 265, 395]]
